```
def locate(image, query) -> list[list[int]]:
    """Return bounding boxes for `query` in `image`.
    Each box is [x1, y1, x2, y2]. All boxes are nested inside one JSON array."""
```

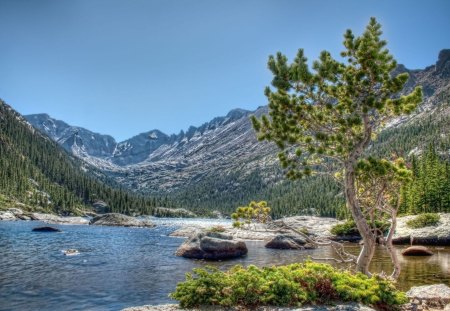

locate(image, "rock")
[[402, 246, 434, 256], [63, 249, 79, 256], [406, 284, 450, 308], [92, 200, 109, 213], [32, 226, 62, 232], [269, 216, 343, 239], [170, 216, 342, 241], [211, 210, 223, 219], [265, 234, 314, 250], [393, 213, 450, 245], [152, 207, 196, 218], [121, 303, 375, 311], [436, 49, 450, 77], [7, 208, 24, 215], [31, 213, 90, 225], [90, 213, 155, 227], [175, 231, 247, 260], [330, 235, 362, 243], [16, 214, 31, 220], [0, 211, 16, 221]]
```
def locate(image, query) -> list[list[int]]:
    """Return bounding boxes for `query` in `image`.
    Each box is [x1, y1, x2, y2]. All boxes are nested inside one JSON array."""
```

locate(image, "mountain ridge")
[[23, 50, 450, 213]]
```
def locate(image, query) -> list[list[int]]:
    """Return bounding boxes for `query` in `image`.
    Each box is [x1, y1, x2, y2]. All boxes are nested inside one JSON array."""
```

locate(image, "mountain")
[[26, 107, 279, 192], [24, 50, 450, 216], [0, 101, 166, 215], [25, 113, 117, 158]]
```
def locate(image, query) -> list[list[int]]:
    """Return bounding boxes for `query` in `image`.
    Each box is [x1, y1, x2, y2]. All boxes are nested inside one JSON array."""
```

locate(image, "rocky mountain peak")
[[436, 49, 450, 77]]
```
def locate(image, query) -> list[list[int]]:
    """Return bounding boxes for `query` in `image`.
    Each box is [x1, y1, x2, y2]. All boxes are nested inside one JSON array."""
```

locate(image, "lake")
[[0, 219, 449, 311]]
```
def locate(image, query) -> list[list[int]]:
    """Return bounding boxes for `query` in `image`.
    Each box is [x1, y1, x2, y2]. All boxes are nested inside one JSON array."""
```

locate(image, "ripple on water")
[[0, 219, 449, 311]]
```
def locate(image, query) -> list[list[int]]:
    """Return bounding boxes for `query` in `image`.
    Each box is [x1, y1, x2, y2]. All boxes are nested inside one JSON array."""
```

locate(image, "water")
[[0, 219, 449, 311]]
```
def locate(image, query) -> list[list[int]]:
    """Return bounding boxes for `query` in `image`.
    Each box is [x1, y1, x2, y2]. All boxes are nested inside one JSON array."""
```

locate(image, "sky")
[[0, 0, 449, 141]]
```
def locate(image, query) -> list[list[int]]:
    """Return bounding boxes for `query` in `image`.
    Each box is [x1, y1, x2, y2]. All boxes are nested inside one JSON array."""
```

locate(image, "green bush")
[[331, 220, 360, 236], [406, 213, 440, 229], [170, 261, 407, 308], [330, 220, 390, 236], [207, 225, 226, 233]]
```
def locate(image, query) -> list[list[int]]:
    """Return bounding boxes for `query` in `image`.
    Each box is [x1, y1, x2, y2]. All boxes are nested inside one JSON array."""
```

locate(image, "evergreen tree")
[[251, 18, 422, 275]]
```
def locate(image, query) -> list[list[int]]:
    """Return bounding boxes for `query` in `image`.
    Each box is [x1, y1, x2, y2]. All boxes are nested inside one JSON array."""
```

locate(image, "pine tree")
[[251, 18, 422, 275]]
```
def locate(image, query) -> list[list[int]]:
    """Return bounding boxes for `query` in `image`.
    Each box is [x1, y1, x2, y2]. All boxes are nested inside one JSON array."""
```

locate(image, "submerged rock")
[[175, 231, 247, 260], [32, 226, 62, 232], [63, 249, 80, 256], [402, 245, 434, 256], [90, 213, 155, 227], [265, 234, 315, 250]]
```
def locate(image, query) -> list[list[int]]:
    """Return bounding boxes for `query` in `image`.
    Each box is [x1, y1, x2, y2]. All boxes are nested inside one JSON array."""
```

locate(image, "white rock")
[[406, 284, 450, 304], [31, 213, 90, 225], [0, 211, 16, 221], [394, 213, 450, 245]]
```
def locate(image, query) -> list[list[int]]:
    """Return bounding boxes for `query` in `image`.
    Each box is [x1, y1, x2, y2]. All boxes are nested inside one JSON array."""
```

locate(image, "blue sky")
[[1, 0, 449, 141]]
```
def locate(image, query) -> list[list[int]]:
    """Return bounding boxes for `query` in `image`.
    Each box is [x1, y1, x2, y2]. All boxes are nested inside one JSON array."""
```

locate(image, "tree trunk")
[[386, 209, 401, 279], [344, 161, 376, 275]]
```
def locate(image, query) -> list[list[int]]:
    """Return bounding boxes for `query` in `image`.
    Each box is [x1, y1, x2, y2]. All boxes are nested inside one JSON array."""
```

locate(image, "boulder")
[[269, 216, 342, 239], [32, 226, 62, 232], [176, 231, 247, 260], [90, 213, 155, 227], [63, 249, 80, 256], [16, 214, 31, 220], [92, 200, 109, 213], [393, 213, 450, 245], [152, 207, 197, 218], [7, 208, 24, 215], [31, 213, 90, 225], [406, 284, 450, 309], [265, 234, 314, 250], [401, 245, 434, 256], [0, 211, 16, 221]]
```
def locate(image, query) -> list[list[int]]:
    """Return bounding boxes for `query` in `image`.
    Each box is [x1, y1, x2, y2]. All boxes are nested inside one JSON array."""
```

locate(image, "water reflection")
[[0, 219, 449, 311]]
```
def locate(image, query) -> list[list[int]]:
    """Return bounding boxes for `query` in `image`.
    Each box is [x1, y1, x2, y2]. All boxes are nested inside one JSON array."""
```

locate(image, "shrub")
[[207, 225, 226, 233], [170, 261, 407, 308], [331, 220, 360, 236], [331, 220, 390, 236], [406, 213, 440, 229]]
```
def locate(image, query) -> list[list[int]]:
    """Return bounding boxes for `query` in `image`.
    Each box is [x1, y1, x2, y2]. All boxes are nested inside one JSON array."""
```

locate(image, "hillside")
[[24, 50, 450, 217], [0, 100, 166, 215]]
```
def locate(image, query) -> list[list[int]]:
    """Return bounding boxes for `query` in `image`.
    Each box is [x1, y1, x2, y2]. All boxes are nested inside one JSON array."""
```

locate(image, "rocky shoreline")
[[2, 208, 450, 245], [170, 214, 450, 246], [170, 216, 342, 241], [0, 209, 155, 227]]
